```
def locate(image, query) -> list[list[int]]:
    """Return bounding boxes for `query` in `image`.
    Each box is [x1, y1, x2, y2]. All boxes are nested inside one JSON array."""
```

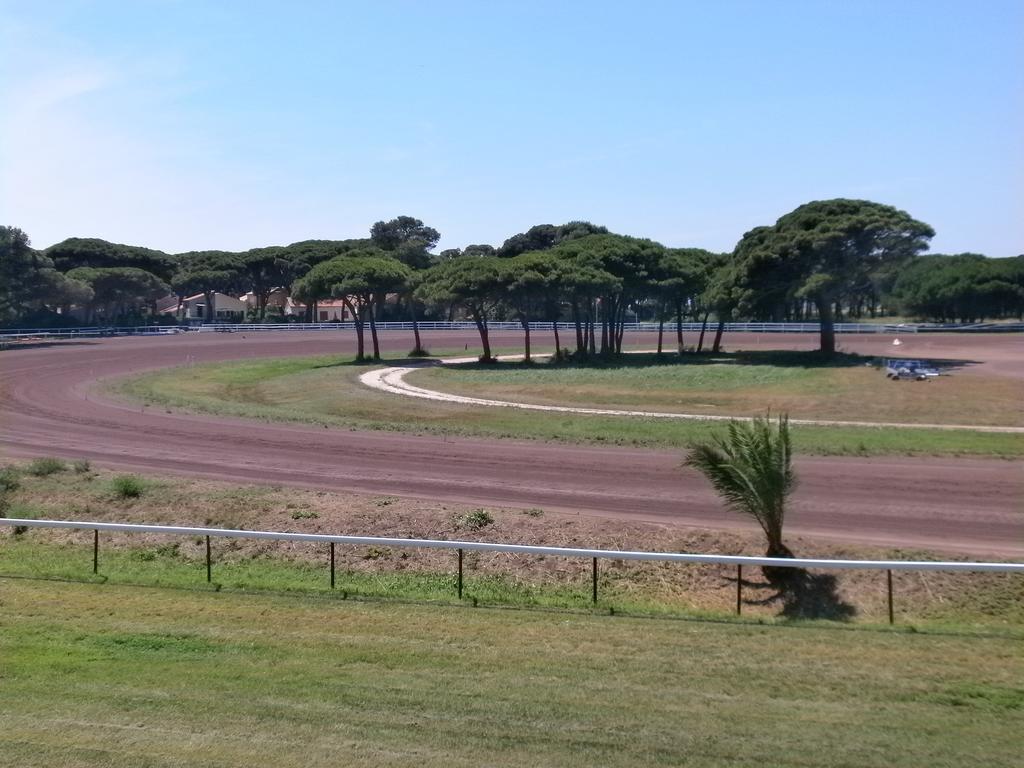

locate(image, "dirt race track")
[[0, 330, 1021, 556]]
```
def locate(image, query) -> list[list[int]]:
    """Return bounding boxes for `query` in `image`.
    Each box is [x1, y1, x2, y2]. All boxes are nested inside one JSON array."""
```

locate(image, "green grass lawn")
[[114, 352, 1024, 458], [1, 578, 1021, 767]]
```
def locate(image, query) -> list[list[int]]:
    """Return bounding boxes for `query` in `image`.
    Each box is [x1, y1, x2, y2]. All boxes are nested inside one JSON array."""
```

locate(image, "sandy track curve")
[[0, 330, 1021, 556]]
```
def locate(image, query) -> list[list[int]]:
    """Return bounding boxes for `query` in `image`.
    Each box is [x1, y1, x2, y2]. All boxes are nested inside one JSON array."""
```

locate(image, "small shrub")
[[0, 492, 9, 518], [522, 508, 545, 518], [407, 347, 431, 358], [363, 547, 389, 560], [0, 466, 20, 492], [73, 459, 91, 474], [375, 496, 399, 507], [26, 457, 66, 477], [290, 509, 319, 520], [111, 475, 145, 499], [460, 508, 494, 531]]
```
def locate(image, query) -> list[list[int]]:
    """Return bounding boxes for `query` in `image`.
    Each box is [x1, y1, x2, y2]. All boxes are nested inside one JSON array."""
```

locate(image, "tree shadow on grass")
[[445, 350, 874, 372], [0, 340, 101, 352], [444, 349, 984, 373], [306, 356, 440, 370], [740, 568, 858, 621]]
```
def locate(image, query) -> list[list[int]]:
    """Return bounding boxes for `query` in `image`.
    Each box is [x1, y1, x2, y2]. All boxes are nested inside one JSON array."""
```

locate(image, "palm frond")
[[685, 414, 796, 550]]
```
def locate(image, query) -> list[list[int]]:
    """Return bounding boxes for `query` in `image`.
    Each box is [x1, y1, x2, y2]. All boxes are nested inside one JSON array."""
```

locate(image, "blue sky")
[[1, 1, 1021, 256]]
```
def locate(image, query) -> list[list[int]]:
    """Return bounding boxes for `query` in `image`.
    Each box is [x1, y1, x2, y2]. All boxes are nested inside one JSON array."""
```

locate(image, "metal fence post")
[[457, 548, 464, 599], [330, 542, 335, 589], [592, 557, 598, 604], [93, 529, 99, 574], [736, 564, 743, 615], [205, 535, 212, 583], [887, 569, 894, 625]]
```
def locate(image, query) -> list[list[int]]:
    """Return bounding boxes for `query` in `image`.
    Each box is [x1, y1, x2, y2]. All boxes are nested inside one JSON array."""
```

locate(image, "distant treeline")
[[2, 201, 1021, 358]]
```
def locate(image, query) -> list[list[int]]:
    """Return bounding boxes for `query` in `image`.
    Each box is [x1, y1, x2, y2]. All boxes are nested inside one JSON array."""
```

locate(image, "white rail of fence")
[[196, 321, 917, 335], [5, 321, 1023, 341], [0, 321, 923, 340], [2, 518, 1020, 573]]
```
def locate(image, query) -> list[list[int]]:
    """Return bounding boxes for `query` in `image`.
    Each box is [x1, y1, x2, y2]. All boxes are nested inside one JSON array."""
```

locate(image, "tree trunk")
[[712, 318, 725, 353], [407, 299, 423, 356], [697, 311, 709, 352], [571, 301, 584, 355], [816, 297, 836, 355], [657, 317, 664, 354], [552, 320, 561, 359], [762, 538, 796, 585], [204, 291, 216, 324], [343, 298, 363, 360], [471, 305, 492, 361], [675, 300, 684, 352], [368, 299, 380, 360], [599, 297, 609, 356], [616, 302, 626, 353], [520, 316, 531, 361]]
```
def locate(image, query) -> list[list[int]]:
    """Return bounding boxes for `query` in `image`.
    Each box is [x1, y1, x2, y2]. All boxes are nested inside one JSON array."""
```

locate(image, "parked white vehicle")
[[884, 359, 941, 381]]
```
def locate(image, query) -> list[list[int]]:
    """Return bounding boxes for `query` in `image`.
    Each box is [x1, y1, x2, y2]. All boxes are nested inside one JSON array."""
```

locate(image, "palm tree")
[[686, 414, 796, 561]]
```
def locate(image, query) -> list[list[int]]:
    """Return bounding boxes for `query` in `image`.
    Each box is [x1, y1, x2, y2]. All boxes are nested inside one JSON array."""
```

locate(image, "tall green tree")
[[701, 253, 743, 353], [889, 253, 1023, 322], [370, 216, 440, 266], [731, 200, 934, 354], [238, 246, 303, 320], [991, 255, 1024, 319], [370, 215, 441, 353], [415, 256, 504, 361], [172, 251, 244, 323], [552, 234, 664, 356], [292, 251, 411, 360], [650, 248, 714, 354], [1, 227, 92, 324], [276, 239, 371, 319], [499, 252, 563, 361], [46, 237, 177, 282], [65, 267, 170, 323], [686, 415, 797, 570], [497, 221, 608, 258]]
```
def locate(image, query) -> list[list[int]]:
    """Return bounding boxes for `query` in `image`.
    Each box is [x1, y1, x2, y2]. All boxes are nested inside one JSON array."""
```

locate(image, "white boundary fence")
[[3, 518, 1021, 623], [3, 321, 1021, 341], [1, 321, 914, 340], [194, 321, 916, 334]]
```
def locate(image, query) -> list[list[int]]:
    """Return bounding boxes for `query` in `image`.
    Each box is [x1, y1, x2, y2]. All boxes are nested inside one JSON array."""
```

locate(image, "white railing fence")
[[4, 321, 1021, 342], [2, 518, 1020, 623], [195, 321, 918, 335], [0, 321, 917, 340]]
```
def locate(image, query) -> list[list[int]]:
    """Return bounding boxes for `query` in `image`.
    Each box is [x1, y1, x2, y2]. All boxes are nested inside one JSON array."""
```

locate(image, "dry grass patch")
[[3, 464, 1021, 628]]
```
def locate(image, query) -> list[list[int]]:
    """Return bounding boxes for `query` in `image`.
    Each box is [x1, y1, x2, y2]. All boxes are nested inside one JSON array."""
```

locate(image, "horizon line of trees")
[[2, 201, 1022, 358]]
